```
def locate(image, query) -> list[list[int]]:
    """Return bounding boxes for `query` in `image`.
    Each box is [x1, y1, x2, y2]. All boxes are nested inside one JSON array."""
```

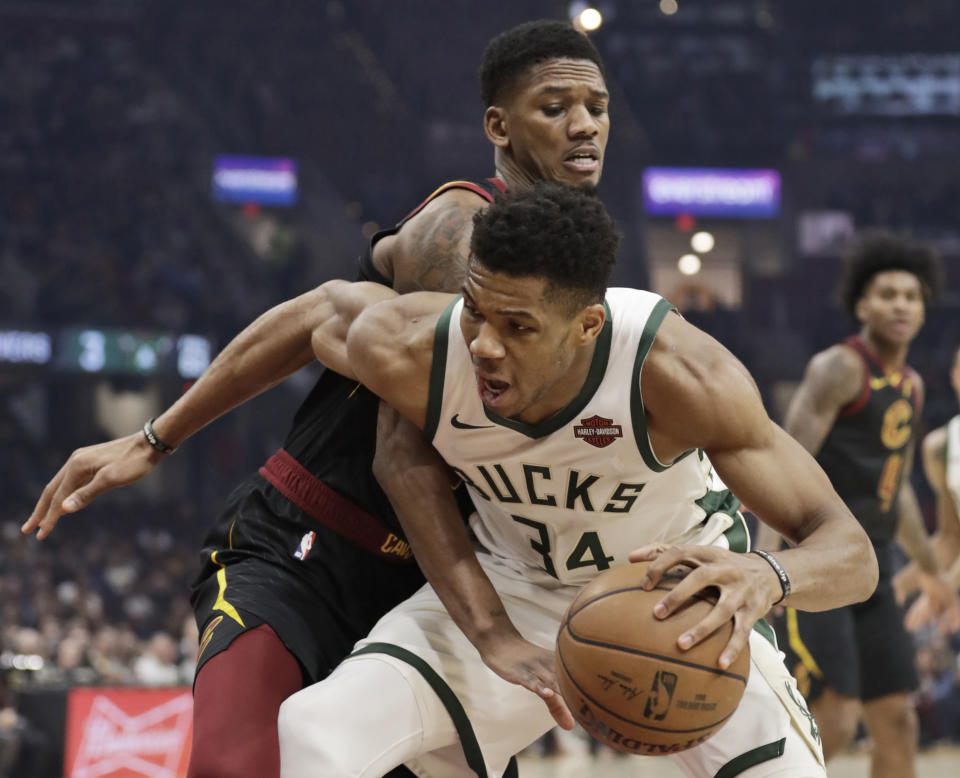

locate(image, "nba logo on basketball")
[[643, 670, 678, 721], [574, 415, 623, 448], [294, 531, 316, 560]]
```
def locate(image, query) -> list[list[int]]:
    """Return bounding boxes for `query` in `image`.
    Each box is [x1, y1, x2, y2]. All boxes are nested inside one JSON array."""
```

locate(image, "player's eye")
[[543, 105, 564, 117]]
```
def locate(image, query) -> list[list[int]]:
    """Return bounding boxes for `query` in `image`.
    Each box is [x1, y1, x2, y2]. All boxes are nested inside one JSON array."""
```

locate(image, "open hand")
[[477, 632, 574, 730], [905, 572, 960, 634], [22, 432, 163, 539], [629, 542, 781, 670]]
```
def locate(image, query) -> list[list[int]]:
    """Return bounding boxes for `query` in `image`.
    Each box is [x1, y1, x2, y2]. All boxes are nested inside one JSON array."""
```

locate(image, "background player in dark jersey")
[[756, 233, 959, 777], [22, 20, 609, 778]]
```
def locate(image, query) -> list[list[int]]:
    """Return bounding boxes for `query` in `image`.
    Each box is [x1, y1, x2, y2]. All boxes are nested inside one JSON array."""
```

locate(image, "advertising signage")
[[642, 167, 781, 219], [212, 154, 298, 206], [64, 687, 192, 778]]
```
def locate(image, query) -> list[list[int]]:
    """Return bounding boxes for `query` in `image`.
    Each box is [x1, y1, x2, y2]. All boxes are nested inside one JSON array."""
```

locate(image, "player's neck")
[[858, 329, 911, 374], [493, 153, 538, 192]]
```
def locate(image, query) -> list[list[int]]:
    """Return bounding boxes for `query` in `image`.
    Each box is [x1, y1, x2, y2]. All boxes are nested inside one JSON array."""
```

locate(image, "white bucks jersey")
[[424, 288, 746, 587]]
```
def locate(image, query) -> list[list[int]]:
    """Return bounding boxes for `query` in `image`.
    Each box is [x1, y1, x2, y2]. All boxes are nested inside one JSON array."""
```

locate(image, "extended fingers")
[[716, 612, 753, 670], [544, 691, 575, 730]]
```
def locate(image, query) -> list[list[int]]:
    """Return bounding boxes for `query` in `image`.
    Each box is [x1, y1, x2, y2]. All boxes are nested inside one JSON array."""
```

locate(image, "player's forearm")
[[772, 508, 878, 611], [373, 410, 522, 649], [152, 287, 325, 447]]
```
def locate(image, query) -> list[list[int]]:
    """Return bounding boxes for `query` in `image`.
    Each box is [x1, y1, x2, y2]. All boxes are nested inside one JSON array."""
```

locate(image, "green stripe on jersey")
[[423, 297, 458, 443], [714, 738, 786, 778], [351, 642, 489, 778], [629, 298, 681, 472]]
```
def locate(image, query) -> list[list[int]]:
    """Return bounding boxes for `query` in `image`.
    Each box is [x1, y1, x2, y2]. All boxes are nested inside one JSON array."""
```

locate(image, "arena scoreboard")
[[0, 327, 211, 378]]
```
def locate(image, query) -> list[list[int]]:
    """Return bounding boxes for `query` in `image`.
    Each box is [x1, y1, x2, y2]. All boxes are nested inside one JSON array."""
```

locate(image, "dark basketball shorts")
[[191, 475, 426, 685], [773, 575, 918, 704]]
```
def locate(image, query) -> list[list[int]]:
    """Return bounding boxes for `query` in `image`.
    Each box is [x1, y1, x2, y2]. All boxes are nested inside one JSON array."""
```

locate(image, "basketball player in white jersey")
[[896, 343, 960, 626], [275, 182, 877, 777]]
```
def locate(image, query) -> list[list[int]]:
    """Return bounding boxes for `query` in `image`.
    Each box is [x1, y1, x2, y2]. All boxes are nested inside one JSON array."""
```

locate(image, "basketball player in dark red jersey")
[[23, 20, 609, 778], [756, 233, 960, 777]]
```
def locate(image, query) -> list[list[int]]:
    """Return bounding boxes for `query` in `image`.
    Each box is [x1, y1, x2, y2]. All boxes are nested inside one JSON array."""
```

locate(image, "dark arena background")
[[1, 1, 959, 776]]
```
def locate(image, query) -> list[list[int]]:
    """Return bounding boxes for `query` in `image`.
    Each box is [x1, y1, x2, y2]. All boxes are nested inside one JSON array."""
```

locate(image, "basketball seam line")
[[565, 582, 715, 625], [562, 625, 748, 683]]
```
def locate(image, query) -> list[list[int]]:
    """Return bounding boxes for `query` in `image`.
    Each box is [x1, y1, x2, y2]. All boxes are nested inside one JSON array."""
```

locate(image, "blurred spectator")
[[132, 632, 184, 686]]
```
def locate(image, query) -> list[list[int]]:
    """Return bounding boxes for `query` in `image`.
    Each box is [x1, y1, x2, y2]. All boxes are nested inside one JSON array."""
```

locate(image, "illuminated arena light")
[[578, 8, 603, 31], [678, 254, 702, 275], [660, 0, 679, 16], [691, 231, 715, 253]]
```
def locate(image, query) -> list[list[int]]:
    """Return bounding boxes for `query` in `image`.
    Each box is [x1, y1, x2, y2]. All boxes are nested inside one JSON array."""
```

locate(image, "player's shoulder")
[[643, 312, 764, 450], [387, 184, 495, 294], [348, 292, 454, 402], [400, 183, 494, 234], [807, 342, 864, 382], [796, 342, 865, 407], [359, 292, 455, 338]]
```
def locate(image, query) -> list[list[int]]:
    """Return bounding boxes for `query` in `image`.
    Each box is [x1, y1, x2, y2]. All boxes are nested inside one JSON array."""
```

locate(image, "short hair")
[[479, 20, 605, 107], [838, 230, 943, 319], [469, 182, 619, 311]]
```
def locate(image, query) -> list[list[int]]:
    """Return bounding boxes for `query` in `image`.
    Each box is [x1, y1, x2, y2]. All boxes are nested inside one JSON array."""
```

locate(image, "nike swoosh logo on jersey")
[[451, 414, 494, 430]]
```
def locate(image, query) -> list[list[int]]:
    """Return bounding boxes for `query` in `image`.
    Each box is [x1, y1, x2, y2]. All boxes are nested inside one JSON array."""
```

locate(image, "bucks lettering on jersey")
[[423, 288, 744, 587]]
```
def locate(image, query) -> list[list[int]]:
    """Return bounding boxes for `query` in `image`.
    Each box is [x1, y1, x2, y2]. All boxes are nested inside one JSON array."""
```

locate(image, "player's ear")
[[577, 303, 606, 345], [853, 296, 869, 325], [484, 106, 510, 148]]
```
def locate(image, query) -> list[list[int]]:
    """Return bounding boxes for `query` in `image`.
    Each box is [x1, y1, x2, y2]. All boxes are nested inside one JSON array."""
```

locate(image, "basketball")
[[555, 562, 750, 756]]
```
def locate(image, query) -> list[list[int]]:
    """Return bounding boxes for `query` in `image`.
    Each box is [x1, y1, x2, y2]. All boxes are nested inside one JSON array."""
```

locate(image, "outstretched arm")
[[23, 280, 395, 539], [631, 314, 876, 669]]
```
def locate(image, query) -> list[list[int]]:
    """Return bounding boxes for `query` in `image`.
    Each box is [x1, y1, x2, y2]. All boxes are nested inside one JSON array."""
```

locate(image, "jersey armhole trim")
[[630, 298, 680, 472], [351, 642, 489, 778], [423, 297, 459, 442]]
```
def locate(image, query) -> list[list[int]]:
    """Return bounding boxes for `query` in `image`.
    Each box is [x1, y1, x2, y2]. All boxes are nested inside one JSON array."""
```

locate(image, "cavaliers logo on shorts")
[[198, 615, 223, 660]]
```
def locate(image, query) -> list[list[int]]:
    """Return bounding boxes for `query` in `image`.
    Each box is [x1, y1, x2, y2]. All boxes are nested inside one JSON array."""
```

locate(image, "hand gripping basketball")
[[555, 562, 750, 755]]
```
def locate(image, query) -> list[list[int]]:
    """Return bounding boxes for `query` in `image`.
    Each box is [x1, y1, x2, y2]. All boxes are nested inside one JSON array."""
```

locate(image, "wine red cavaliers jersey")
[[815, 336, 921, 554]]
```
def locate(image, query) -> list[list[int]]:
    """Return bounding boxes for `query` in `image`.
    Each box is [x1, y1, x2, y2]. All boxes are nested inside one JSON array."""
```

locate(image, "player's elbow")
[[345, 303, 395, 388]]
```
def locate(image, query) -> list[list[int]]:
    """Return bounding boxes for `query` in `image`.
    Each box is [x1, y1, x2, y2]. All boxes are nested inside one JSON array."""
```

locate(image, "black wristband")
[[142, 418, 176, 454], [751, 549, 791, 605]]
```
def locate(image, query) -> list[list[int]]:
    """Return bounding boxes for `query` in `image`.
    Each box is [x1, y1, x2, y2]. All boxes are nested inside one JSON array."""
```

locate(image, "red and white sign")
[[64, 687, 193, 778]]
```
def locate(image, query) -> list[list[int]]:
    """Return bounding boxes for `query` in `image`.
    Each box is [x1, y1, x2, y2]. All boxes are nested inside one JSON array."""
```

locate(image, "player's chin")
[[559, 170, 602, 189]]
